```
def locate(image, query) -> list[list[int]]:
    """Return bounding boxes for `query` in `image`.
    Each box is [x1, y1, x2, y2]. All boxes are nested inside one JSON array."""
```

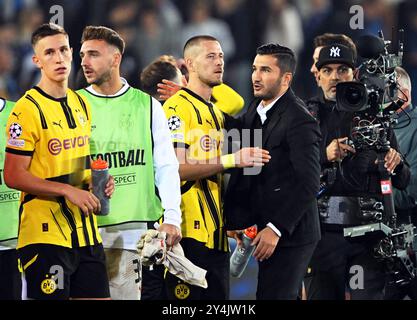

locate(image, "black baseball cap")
[[316, 44, 355, 70]]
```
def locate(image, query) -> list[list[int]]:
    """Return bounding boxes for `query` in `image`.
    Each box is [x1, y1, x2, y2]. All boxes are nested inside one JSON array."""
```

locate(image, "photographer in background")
[[393, 67, 417, 227], [386, 67, 417, 300], [305, 44, 410, 300]]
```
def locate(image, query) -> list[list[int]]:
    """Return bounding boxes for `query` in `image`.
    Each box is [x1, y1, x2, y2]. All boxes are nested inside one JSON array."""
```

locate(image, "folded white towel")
[[137, 230, 208, 288]]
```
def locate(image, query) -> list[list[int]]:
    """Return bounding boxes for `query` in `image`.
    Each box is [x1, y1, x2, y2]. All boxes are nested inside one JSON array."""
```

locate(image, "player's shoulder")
[[68, 88, 85, 100], [212, 83, 244, 115], [163, 89, 181, 105], [68, 88, 91, 111], [164, 89, 197, 112], [163, 89, 187, 110], [12, 89, 41, 113]]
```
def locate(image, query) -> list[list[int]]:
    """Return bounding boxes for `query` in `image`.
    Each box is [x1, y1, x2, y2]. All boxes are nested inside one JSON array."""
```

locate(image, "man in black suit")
[[224, 43, 321, 300]]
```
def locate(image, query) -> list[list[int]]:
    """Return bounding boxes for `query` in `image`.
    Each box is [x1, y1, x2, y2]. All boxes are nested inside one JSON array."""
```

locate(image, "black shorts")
[[18, 244, 110, 300], [0, 249, 22, 300], [165, 238, 230, 300]]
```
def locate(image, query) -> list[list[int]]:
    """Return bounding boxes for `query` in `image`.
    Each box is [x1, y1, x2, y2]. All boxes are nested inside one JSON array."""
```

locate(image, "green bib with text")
[[78, 88, 162, 226], [0, 98, 20, 243]]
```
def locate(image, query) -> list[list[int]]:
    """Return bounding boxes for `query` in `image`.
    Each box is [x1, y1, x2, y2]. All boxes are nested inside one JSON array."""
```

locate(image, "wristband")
[[221, 154, 235, 169]]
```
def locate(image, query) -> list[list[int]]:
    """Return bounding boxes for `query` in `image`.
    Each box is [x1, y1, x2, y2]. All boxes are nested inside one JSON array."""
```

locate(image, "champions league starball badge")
[[168, 116, 182, 131], [9, 123, 23, 139]]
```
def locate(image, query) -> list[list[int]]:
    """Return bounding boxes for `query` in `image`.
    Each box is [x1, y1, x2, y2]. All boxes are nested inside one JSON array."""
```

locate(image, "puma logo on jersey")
[[12, 112, 21, 120], [206, 119, 213, 127], [169, 105, 178, 112], [52, 120, 63, 129]]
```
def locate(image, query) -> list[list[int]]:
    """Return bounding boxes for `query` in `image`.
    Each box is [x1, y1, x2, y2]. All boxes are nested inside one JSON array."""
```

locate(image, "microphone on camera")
[[356, 35, 385, 59]]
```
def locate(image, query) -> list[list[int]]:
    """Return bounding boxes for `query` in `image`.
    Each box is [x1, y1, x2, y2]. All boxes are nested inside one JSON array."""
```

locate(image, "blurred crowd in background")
[[0, 0, 417, 107]]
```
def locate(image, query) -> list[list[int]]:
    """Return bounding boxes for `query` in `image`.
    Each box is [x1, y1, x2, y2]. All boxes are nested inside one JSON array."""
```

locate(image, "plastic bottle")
[[230, 226, 257, 278], [91, 157, 110, 216]]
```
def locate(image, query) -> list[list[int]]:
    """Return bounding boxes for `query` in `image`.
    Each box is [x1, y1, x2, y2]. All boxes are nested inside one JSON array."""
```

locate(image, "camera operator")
[[310, 33, 357, 88], [305, 44, 410, 300]]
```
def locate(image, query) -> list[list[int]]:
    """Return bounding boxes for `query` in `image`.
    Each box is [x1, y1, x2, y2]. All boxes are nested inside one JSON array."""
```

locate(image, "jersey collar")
[[85, 78, 130, 98], [33, 86, 67, 102], [182, 87, 213, 108]]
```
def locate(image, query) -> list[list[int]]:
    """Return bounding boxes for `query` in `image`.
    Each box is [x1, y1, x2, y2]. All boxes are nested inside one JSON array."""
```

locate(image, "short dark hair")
[[156, 54, 177, 65], [31, 23, 68, 47], [81, 26, 125, 54], [313, 33, 357, 61], [256, 43, 297, 74], [183, 35, 218, 56], [140, 61, 180, 99]]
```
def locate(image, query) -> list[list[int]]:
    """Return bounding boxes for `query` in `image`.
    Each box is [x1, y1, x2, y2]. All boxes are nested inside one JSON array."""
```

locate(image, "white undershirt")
[[255, 93, 287, 238]]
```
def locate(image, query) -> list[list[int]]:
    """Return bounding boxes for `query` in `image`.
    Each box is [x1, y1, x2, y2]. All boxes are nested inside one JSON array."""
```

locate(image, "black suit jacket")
[[224, 89, 321, 247]]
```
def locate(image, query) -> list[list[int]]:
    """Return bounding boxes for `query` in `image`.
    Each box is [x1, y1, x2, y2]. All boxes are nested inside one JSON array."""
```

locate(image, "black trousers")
[[306, 229, 387, 300], [257, 241, 318, 300]]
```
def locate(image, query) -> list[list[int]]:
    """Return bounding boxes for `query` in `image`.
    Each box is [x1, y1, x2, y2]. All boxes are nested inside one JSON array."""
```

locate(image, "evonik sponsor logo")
[[48, 135, 90, 155]]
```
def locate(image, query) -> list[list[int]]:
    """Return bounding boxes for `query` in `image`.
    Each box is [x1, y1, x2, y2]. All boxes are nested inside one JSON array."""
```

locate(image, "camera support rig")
[[343, 112, 416, 286], [341, 27, 416, 283]]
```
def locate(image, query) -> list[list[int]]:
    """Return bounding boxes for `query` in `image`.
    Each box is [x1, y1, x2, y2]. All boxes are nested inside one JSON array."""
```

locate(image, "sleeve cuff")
[[173, 142, 189, 149], [5, 147, 34, 156], [221, 154, 235, 169], [267, 222, 282, 238], [163, 208, 182, 229]]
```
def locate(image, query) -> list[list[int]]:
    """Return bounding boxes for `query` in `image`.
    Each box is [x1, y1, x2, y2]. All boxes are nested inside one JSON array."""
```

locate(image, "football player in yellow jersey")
[[156, 56, 245, 116], [3, 23, 114, 300], [162, 35, 270, 300]]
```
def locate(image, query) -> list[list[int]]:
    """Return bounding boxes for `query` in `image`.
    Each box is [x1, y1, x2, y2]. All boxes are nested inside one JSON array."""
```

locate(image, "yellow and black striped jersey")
[[5, 86, 101, 249], [163, 88, 228, 252]]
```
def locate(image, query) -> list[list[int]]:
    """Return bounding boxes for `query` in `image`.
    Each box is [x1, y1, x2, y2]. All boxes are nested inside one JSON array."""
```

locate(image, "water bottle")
[[91, 157, 110, 216], [230, 226, 257, 278]]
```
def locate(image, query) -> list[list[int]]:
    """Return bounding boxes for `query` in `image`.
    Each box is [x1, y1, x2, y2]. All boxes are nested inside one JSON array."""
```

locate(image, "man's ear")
[[113, 52, 122, 67], [184, 57, 194, 72], [32, 55, 42, 70], [353, 68, 360, 81], [401, 87, 410, 101], [282, 72, 293, 87]]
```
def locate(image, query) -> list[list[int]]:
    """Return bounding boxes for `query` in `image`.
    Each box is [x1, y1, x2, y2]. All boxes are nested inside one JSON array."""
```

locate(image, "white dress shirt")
[[255, 93, 288, 238]]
